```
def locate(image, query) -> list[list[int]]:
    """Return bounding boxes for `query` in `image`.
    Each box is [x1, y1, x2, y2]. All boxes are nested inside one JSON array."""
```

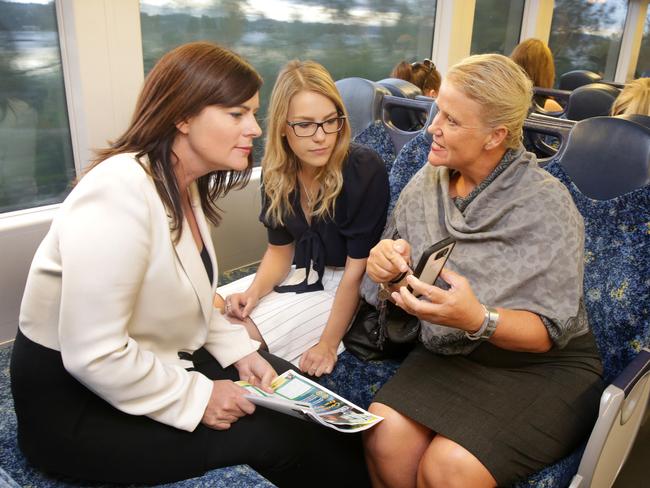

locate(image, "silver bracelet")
[[465, 305, 499, 341]]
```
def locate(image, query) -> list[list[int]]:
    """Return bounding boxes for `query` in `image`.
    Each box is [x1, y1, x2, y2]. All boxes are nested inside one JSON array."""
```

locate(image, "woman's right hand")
[[225, 290, 259, 320], [201, 380, 256, 430], [366, 238, 412, 283]]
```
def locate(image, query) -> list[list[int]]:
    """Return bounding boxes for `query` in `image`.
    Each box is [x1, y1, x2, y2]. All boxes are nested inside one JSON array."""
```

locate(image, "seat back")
[[616, 113, 650, 130], [532, 87, 571, 115], [377, 78, 424, 131], [387, 101, 438, 213], [544, 116, 650, 382], [565, 83, 620, 121], [543, 116, 650, 488], [335, 77, 389, 138], [336, 77, 397, 171], [522, 112, 575, 163], [381, 95, 432, 154], [559, 69, 603, 91]]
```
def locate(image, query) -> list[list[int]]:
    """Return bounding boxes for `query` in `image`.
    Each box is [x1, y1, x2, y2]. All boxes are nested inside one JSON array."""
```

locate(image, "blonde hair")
[[611, 78, 650, 116], [263, 60, 351, 226], [510, 38, 556, 89], [446, 53, 533, 150]]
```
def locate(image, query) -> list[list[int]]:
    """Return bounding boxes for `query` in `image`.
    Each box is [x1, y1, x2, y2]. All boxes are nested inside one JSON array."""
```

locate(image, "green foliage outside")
[[0, 1, 75, 213], [139, 0, 437, 161]]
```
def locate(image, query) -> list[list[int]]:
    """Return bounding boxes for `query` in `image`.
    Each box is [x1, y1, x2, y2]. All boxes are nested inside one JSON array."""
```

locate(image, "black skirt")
[[10, 330, 370, 487], [374, 331, 604, 487]]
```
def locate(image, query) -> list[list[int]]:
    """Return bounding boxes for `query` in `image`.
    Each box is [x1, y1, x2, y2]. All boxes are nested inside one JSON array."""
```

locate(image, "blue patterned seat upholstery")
[[353, 121, 397, 173], [514, 117, 650, 487], [387, 131, 431, 213], [545, 161, 649, 384]]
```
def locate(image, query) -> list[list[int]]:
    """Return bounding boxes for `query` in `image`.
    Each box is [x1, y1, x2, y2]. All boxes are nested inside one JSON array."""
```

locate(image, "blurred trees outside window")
[[0, 0, 75, 214], [139, 0, 437, 162], [549, 0, 628, 84], [470, 0, 524, 56]]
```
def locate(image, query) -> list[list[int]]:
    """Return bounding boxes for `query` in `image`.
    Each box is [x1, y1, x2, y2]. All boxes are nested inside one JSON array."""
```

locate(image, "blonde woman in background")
[[221, 60, 389, 377], [511, 38, 564, 112], [611, 77, 650, 116]]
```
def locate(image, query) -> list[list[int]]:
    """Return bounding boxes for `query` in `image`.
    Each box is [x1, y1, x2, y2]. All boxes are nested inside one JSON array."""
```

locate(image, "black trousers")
[[10, 330, 370, 487]]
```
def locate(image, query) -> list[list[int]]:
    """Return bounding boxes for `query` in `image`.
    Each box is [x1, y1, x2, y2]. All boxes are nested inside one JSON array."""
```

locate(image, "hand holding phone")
[[409, 237, 456, 296]]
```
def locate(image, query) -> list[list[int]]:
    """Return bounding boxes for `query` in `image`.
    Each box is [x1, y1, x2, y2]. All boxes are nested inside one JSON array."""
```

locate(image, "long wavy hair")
[[88, 42, 262, 240], [262, 60, 351, 226]]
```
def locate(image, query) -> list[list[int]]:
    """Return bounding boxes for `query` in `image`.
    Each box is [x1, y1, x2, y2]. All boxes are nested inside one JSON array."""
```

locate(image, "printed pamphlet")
[[237, 369, 383, 433]]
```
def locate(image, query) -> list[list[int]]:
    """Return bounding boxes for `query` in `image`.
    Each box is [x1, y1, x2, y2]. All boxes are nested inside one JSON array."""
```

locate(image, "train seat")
[[564, 82, 620, 121], [559, 69, 603, 91], [377, 78, 424, 131], [335, 77, 397, 171], [617, 113, 650, 129], [531, 116, 650, 487]]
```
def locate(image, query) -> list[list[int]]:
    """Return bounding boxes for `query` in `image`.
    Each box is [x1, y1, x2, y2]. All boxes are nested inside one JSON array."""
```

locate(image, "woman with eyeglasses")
[[221, 60, 389, 377], [391, 58, 441, 98]]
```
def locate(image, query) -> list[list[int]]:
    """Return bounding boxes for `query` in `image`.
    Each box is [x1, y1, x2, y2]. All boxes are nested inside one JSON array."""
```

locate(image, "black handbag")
[[343, 299, 420, 361]]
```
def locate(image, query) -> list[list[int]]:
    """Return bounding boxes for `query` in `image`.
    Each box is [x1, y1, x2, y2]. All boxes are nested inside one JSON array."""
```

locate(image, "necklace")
[[299, 175, 318, 214]]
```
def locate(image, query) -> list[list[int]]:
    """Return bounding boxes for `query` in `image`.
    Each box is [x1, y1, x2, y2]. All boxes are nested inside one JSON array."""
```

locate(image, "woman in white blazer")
[[10, 42, 369, 487]]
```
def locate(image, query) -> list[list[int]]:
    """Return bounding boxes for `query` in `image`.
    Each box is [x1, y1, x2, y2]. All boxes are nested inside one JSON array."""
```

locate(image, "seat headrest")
[[377, 78, 422, 99], [615, 113, 650, 130], [335, 77, 390, 138], [557, 116, 650, 200], [559, 69, 603, 91], [565, 83, 620, 121]]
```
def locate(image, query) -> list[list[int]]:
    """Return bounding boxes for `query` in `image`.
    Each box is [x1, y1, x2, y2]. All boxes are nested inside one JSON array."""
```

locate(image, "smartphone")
[[409, 237, 456, 296]]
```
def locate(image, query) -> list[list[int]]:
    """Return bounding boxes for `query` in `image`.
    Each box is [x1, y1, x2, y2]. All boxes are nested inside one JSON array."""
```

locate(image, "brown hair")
[[390, 59, 441, 95], [611, 77, 650, 116], [89, 42, 262, 239], [510, 38, 556, 89], [263, 60, 351, 226]]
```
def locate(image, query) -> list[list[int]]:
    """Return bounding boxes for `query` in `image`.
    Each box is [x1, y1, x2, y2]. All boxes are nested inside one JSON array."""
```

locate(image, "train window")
[[0, 0, 75, 214], [636, 6, 650, 77], [470, 0, 525, 55], [549, 0, 628, 83], [139, 0, 436, 162]]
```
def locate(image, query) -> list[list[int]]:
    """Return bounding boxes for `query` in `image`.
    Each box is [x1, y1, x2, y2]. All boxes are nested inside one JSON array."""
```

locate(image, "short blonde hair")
[[263, 60, 351, 226], [510, 38, 556, 89], [446, 53, 533, 150], [611, 78, 650, 116]]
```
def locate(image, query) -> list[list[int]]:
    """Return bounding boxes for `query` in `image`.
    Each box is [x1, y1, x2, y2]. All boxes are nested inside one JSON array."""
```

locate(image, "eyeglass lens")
[[289, 117, 345, 137]]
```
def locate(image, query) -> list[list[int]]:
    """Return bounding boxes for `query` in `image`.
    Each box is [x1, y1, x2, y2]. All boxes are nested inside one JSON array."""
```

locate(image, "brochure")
[[237, 369, 383, 433]]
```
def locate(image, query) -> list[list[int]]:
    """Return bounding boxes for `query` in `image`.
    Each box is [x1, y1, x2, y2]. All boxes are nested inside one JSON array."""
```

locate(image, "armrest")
[[569, 348, 650, 488], [613, 348, 650, 395]]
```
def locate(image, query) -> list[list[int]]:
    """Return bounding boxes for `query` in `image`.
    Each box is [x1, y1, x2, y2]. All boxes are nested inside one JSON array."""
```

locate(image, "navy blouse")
[[260, 144, 389, 293]]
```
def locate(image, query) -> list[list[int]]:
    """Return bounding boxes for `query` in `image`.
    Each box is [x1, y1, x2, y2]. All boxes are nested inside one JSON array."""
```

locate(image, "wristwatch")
[[465, 305, 499, 341]]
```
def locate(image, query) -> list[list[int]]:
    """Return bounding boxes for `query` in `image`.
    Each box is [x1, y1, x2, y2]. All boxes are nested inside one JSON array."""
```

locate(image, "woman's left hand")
[[392, 268, 485, 333], [234, 351, 277, 393], [299, 342, 338, 377]]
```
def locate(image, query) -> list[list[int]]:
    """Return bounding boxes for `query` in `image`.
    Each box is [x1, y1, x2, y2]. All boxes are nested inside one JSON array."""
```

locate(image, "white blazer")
[[19, 153, 260, 432]]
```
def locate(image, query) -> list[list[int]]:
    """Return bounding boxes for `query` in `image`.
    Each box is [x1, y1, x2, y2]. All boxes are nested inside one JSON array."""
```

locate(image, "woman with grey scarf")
[[362, 54, 603, 488]]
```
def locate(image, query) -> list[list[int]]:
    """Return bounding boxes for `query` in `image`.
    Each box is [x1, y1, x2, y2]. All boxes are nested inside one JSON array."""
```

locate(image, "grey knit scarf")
[[360, 146, 589, 355]]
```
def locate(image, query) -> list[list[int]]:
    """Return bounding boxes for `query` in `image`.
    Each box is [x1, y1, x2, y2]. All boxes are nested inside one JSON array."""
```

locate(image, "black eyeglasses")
[[286, 116, 346, 137]]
